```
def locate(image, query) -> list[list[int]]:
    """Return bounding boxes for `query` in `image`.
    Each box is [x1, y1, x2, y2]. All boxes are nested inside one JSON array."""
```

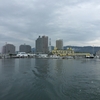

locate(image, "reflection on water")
[[0, 58, 100, 100], [1, 59, 15, 76], [18, 58, 31, 74], [32, 59, 49, 78], [31, 59, 54, 100], [1, 59, 15, 68], [55, 59, 63, 75], [35, 59, 49, 74]]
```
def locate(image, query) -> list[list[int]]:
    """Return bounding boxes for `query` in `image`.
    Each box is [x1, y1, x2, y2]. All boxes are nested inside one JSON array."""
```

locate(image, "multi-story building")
[[2, 43, 15, 54], [36, 36, 48, 54], [19, 44, 31, 53], [56, 39, 63, 50]]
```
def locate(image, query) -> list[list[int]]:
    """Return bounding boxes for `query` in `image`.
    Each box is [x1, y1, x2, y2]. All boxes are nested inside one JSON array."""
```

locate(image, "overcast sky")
[[0, 0, 100, 51]]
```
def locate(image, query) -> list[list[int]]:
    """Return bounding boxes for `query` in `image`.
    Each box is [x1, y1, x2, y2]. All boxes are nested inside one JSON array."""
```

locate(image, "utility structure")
[[49, 38, 51, 52]]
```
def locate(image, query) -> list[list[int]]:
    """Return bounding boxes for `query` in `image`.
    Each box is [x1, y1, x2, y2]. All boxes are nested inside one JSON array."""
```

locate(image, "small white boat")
[[85, 54, 94, 59], [49, 55, 62, 59]]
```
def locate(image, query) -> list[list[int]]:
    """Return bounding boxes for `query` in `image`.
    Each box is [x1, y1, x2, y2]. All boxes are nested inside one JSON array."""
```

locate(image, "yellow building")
[[52, 47, 90, 57], [52, 47, 74, 56]]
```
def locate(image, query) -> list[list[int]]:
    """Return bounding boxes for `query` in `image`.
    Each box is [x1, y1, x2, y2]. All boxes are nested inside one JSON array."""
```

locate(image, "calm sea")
[[0, 58, 100, 100]]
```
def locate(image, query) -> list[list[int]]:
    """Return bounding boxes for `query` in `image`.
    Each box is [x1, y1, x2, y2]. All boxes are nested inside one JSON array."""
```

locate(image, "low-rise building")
[[52, 47, 74, 56], [52, 47, 90, 57]]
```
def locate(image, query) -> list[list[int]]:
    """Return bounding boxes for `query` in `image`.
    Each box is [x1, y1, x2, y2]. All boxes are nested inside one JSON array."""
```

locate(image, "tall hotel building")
[[19, 44, 31, 53], [36, 36, 48, 54], [56, 39, 63, 50], [2, 43, 15, 54]]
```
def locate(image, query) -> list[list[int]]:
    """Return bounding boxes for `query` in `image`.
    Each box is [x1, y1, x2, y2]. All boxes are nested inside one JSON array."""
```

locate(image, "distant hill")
[[64, 46, 100, 54], [32, 46, 100, 54]]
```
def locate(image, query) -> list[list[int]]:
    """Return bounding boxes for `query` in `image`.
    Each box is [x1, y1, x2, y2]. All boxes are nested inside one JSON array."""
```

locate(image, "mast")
[[93, 45, 94, 55]]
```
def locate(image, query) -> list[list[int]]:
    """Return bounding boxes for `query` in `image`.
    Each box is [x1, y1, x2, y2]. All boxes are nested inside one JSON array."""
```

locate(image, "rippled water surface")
[[0, 58, 100, 100]]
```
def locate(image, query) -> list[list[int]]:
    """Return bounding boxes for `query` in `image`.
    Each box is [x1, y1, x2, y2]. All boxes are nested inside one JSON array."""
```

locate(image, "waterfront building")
[[2, 43, 15, 54], [36, 36, 48, 54], [19, 44, 31, 53], [52, 47, 90, 57], [56, 39, 63, 50], [52, 47, 74, 56]]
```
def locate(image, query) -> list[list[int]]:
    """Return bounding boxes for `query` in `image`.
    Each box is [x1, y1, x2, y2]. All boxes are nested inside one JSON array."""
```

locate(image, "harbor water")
[[0, 58, 100, 100]]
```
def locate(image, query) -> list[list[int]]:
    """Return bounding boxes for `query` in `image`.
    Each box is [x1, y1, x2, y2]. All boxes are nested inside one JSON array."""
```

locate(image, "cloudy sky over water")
[[0, 0, 100, 51]]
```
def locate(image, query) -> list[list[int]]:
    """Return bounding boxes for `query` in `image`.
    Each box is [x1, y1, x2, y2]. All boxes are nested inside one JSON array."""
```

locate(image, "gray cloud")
[[0, 0, 100, 51]]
